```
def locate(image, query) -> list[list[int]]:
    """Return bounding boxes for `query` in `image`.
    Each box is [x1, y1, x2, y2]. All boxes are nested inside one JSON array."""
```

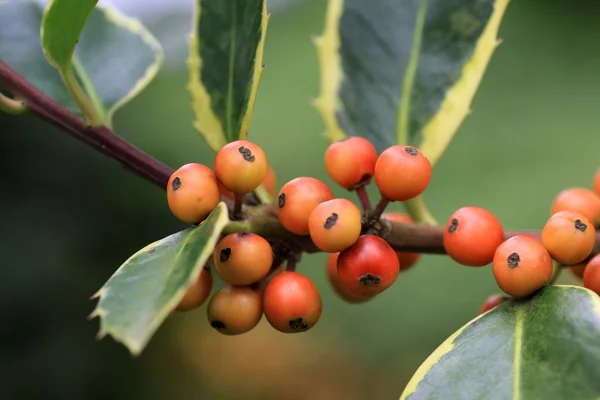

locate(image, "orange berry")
[[308, 198, 362, 253], [551, 187, 600, 222], [214, 232, 273, 286], [337, 235, 399, 297], [263, 272, 322, 333], [583, 254, 600, 295], [443, 206, 505, 267], [381, 212, 421, 270], [207, 285, 263, 335], [492, 235, 553, 298], [541, 211, 595, 265], [219, 163, 277, 200], [324, 137, 378, 190], [326, 253, 371, 303], [167, 163, 221, 224], [374, 145, 432, 201], [277, 177, 334, 235], [214, 140, 268, 194], [479, 293, 509, 315], [175, 266, 213, 312]]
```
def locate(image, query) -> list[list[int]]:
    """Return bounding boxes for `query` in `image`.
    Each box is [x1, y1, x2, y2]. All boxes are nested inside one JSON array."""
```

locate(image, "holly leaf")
[[314, 0, 509, 166], [0, 0, 163, 126], [187, 0, 269, 152], [89, 202, 230, 356], [400, 285, 600, 400]]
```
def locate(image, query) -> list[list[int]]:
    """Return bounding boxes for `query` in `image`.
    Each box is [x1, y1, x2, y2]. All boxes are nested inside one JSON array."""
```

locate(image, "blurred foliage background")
[[1, 0, 600, 398]]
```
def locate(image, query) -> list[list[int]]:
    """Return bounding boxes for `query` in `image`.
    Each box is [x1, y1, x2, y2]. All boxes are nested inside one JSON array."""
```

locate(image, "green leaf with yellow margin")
[[0, 0, 163, 127], [187, 0, 269, 152], [314, 0, 509, 167], [400, 285, 600, 400], [89, 202, 230, 356]]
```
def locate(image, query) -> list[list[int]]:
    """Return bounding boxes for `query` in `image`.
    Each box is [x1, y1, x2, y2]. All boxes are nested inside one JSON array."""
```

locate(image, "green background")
[[1, 0, 599, 398]]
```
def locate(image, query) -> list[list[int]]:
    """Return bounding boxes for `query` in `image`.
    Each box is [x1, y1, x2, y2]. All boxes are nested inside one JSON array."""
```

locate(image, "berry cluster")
[[460, 173, 600, 314]]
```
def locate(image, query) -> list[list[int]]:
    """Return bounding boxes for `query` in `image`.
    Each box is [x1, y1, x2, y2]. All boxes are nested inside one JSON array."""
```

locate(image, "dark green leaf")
[[0, 0, 163, 125], [90, 202, 230, 356], [401, 285, 600, 400], [188, 0, 269, 151], [41, 0, 98, 69], [315, 0, 509, 165]]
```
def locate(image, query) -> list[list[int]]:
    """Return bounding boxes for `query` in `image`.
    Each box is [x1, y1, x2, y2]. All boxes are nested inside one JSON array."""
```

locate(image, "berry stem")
[[371, 196, 391, 220], [233, 193, 244, 220], [355, 185, 372, 213], [286, 259, 297, 272]]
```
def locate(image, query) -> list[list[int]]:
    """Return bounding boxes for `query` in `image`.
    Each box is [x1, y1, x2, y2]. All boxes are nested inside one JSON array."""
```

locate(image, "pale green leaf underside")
[[0, 0, 163, 124], [90, 202, 230, 356], [187, 0, 269, 152], [401, 285, 600, 400], [315, 0, 509, 166]]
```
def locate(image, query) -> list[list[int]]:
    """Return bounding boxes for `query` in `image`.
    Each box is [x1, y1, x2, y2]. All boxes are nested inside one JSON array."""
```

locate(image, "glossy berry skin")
[[583, 254, 600, 295], [479, 294, 509, 315], [492, 235, 553, 298], [324, 137, 378, 190], [374, 145, 432, 201], [541, 211, 595, 265], [176, 266, 213, 312], [277, 177, 334, 235], [308, 198, 362, 253], [206, 285, 263, 336], [337, 235, 399, 297], [326, 253, 371, 303], [214, 140, 268, 194], [219, 164, 277, 200], [443, 206, 505, 267], [551, 187, 600, 222], [263, 272, 322, 333], [214, 232, 273, 286], [167, 163, 221, 224], [381, 212, 421, 270]]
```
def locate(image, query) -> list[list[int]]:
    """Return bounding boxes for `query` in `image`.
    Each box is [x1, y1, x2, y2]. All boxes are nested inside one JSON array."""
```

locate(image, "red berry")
[[214, 232, 273, 286], [492, 235, 553, 298], [583, 254, 600, 295], [570, 264, 586, 280], [214, 140, 268, 194], [381, 212, 421, 270], [337, 235, 399, 297], [479, 293, 509, 315], [175, 266, 213, 312], [207, 286, 263, 335], [374, 145, 432, 201], [324, 137, 378, 190], [443, 206, 505, 267], [277, 177, 334, 235], [541, 210, 596, 265], [326, 253, 370, 303], [308, 198, 362, 253], [167, 163, 221, 224], [551, 187, 600, 222], [263, 272, 322, 333]]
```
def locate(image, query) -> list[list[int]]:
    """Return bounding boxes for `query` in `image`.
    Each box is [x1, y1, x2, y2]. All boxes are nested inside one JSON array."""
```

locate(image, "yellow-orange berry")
[[541, 211, 595, 265], [175, 266, 213, 312], [207, 286, 263, 335], [219, 163, 277, 200], [374, 146, 432, 201], [277, 177, 334, 235], [214, 232, 273, 286], [214, 140, 268, 194], [551, 187, 600, 222], [167, 163, 221, 224], [308, 198, 362, 253], [324, 137, 378, 190]]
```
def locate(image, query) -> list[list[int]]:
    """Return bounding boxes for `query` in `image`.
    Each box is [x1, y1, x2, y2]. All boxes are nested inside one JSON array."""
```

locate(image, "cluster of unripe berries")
[[468, 172, 600, 314], [165, 136, 434, 335]]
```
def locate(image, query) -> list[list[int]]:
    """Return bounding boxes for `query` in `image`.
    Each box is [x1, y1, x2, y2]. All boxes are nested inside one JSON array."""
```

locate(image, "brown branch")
[[2, 60, 599, 256]]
